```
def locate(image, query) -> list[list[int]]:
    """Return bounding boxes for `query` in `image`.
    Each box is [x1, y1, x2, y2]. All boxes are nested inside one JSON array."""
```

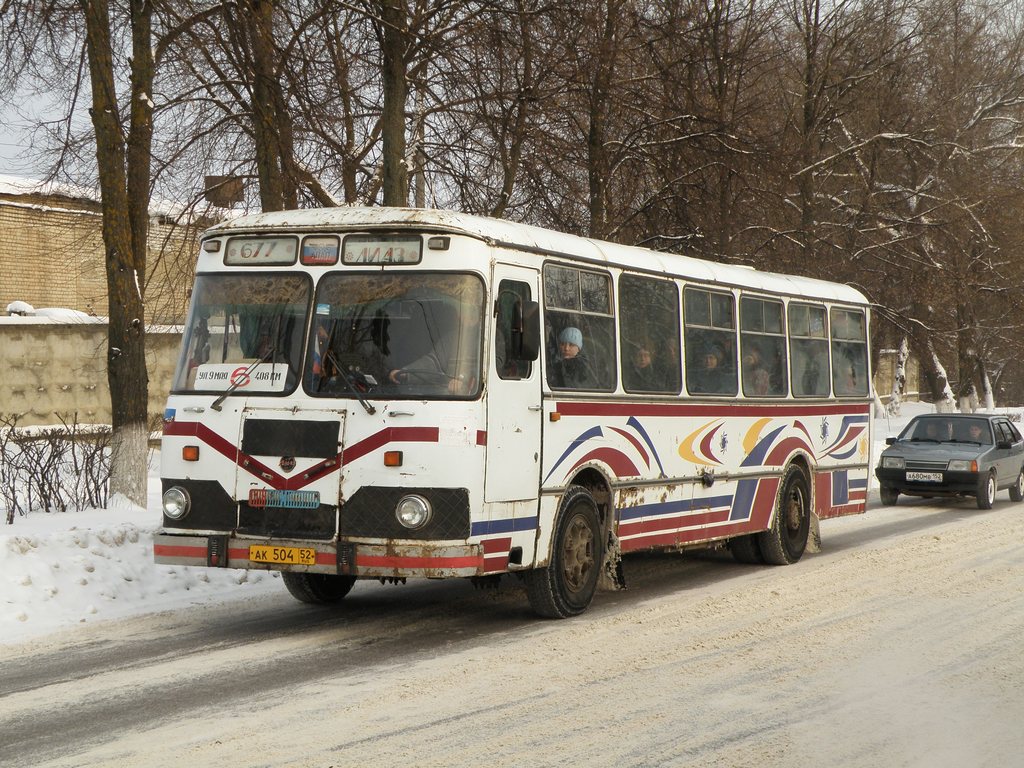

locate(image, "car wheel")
[[1010, 468, 1024, 502], [976, 471, 996, 510], [879, 485, 899, 506]]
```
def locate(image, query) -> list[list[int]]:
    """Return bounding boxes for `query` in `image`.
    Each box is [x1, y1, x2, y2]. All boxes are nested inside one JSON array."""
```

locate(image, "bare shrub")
[[0, 413, 112, 523]]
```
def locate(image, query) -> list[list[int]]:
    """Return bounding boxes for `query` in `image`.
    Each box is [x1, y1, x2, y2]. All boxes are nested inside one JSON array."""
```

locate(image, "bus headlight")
[[395, 494, 432, 529], [162, 486, 191, 520], [881, 456, 905, 469]]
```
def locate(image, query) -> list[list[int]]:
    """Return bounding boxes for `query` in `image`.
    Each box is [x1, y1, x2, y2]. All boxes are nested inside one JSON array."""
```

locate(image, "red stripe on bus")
[[482, 537, 512, 554], [555, 402, 870, 418], [617, 509, 731, 539], [356, 554, 483, 570], [153, 543, 207, 559], [342, 427, 440, 464]]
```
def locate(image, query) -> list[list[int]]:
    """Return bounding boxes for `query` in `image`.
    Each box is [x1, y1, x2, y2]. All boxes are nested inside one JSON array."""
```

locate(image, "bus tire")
[[730, 534, 764, 564], [525, 486, 603, 619], [757, 465, 811, 565], [282, 572, 356, 604]]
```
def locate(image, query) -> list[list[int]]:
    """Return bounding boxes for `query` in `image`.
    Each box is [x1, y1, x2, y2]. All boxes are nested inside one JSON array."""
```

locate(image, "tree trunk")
[[380, 0, 409, 206], [80, 0, 150, 507], [886, 335, 909, 416]]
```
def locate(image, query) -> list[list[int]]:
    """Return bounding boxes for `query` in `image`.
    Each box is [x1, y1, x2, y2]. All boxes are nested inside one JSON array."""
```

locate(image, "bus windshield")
[[308, 273, 484, 399], [172, 273, 310, 394]]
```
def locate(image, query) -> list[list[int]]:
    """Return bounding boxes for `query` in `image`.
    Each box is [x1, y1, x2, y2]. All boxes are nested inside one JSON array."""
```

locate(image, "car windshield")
[[307, 273, 484, 399], [903, 417, 991, 445], [172, 273, 310, 394]]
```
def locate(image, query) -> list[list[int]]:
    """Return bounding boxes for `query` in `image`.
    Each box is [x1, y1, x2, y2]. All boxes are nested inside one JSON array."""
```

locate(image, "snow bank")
[[0, 461, 279, 645]]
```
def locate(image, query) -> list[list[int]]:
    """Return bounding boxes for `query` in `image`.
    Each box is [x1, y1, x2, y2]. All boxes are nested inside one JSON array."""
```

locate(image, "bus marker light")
[[182, 445, 200, 461], [550, 412, 561, 422], [384, 451, 403, 467]]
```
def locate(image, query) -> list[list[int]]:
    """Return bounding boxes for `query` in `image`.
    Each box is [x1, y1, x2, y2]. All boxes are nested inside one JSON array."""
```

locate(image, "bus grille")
[[340, 487, 470, 540]]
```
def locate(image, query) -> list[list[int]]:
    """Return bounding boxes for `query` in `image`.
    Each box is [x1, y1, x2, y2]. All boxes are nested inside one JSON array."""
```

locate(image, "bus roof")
[[206, 207, 869, 306]]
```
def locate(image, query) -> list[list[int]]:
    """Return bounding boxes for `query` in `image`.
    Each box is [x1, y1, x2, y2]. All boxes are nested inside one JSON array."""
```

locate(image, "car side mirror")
[[885, 437, 897, 445], [997, 440, 1012, 450]]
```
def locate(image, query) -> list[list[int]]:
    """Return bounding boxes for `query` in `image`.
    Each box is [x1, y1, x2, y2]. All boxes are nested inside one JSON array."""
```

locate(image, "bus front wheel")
[[757, 465, 811, 565], [525, 486, 604, 619], [282, 572, 356, 604]]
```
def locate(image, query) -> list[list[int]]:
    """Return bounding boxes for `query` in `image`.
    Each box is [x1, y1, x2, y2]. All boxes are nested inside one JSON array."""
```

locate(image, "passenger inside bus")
[[624, 339, 662, 391], [548, 326, 598, 389], [688, 340, 735, 395]]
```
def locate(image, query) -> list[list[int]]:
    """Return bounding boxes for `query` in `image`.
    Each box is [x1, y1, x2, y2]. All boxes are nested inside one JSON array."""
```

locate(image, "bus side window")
[[789, 303, 829, 397], [684, 287, 737, 396], [740, 296, 787, 397], [830, 307, 868, 396], [619, 274, 681, 394], [543, 265, 616, 391]]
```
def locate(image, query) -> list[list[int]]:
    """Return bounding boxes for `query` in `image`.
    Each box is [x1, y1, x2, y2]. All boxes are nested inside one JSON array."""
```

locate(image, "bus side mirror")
[[514, 301, 540, 362]]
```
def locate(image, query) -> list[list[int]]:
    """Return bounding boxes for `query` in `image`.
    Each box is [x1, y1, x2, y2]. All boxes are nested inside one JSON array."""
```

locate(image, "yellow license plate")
[[249, 545, 316, 566]]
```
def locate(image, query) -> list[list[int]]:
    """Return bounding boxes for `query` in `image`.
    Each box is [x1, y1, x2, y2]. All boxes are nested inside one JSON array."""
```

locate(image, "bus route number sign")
[[342, 234, 422, 264]]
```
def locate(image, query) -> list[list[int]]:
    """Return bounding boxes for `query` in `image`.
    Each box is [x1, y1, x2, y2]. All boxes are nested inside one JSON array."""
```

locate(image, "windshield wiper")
[[209, 345, 276, 411], [323, 349, 376, 415], [210, 313, 283, 411]]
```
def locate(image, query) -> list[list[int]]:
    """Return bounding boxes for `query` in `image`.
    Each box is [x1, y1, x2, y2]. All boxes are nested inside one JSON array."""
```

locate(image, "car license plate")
[[249, 545, 316, 566], [906, 471, 942, 482]]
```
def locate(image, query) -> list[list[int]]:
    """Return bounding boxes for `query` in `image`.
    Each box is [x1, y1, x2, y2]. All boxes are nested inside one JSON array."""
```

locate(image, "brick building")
[[0, 174, 216, 324]]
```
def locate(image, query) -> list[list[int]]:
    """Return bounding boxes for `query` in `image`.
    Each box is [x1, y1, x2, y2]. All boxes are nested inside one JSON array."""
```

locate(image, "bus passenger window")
[[543, 265, 615, 391], [684, 288, 737, 396], [619, 275, 680, 394], [789, 303, 829, 397], [740, 296, 787, 397], [830, 307, 868, 396]]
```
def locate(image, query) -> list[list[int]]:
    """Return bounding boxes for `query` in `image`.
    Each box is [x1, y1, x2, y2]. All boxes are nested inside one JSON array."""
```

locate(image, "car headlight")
[[881, 456, 905, 469], [162, 486, 191, 520], [947, 459, 978, 472], [395, 494, 432, 529]]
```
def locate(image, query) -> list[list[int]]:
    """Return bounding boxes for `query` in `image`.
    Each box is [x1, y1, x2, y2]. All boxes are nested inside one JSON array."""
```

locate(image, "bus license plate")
[[906, 471, 942, 482], [249, 545, 316, 566]]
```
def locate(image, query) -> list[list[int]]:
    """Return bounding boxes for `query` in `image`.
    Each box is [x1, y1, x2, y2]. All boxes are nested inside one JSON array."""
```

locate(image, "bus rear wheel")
[[282, 572, 356, 604], [757, 465, 811, 565], [525, 486, 603, 619]]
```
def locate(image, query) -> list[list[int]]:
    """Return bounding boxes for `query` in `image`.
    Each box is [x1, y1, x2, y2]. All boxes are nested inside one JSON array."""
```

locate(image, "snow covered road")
[[2, 493, 1023, 767]]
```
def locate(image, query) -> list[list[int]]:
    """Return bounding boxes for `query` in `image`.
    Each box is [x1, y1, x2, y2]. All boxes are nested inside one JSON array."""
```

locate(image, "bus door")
[[234, 405, 346, 515], [485, 265, 542, 502]]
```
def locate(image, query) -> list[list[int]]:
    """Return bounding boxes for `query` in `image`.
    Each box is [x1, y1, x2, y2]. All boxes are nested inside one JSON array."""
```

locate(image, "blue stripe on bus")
[[730, 478, 759, 521], [471, 516, 539, 537]]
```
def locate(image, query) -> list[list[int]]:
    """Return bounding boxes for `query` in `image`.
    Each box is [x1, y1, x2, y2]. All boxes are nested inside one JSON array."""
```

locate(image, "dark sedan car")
[[875, 413, 1024, 509]]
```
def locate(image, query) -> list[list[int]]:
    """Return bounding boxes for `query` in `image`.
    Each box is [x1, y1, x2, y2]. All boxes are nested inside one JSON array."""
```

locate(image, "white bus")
[[154, 207, 873, 618]]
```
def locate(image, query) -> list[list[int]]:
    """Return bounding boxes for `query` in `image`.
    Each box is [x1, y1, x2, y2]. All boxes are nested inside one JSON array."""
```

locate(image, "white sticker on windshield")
[[193, 363, 289, 392]]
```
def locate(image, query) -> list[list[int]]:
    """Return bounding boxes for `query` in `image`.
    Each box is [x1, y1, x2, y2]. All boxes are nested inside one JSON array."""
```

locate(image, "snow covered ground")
[[0, 455, 281, 644], [0, 401, 992, 646]]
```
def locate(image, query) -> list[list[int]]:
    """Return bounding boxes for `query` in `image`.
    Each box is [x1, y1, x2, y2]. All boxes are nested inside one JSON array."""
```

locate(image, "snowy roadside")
[[0, 402, 941, 646], [0, 460, 280, 645]]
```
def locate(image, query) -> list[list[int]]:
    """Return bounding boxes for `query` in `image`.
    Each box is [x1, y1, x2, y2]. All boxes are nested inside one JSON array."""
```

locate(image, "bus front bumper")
[[153, 532, 485, 578]]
